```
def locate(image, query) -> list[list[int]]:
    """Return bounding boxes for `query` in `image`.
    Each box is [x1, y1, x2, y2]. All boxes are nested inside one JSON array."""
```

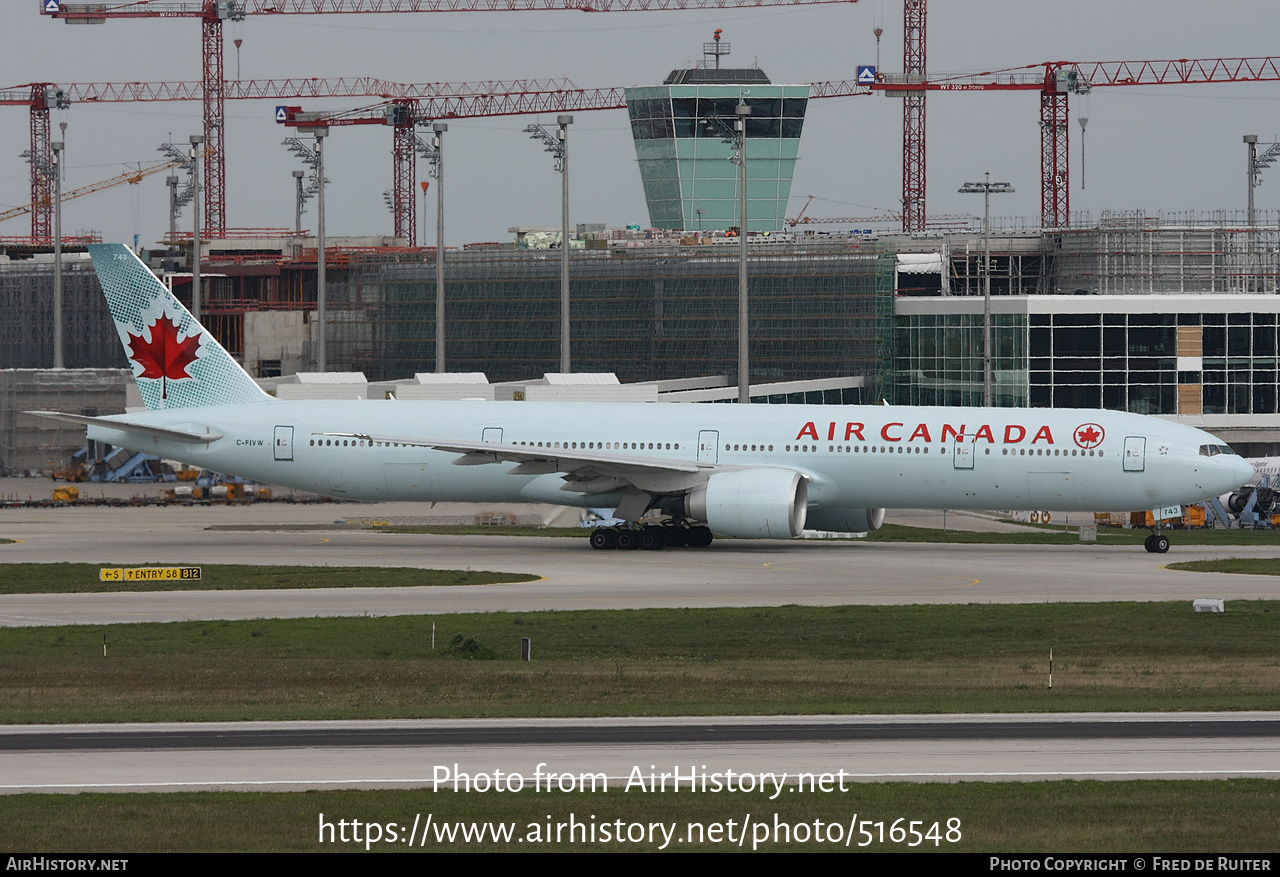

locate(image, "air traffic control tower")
[[624, 33, 808, 232]]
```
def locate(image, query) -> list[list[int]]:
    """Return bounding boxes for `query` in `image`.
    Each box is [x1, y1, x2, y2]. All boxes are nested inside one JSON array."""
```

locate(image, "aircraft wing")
[[317, 431, 730, 508], [319, 431, 705, 475]]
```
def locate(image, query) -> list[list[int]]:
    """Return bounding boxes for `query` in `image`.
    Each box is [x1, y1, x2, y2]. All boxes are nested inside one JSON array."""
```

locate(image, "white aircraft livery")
[[32, 244, 1255, 554]]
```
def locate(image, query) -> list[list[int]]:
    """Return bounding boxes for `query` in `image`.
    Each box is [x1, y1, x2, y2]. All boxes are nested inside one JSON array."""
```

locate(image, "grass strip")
[[0, 563, 538, 595], [380, 525, 591, 537], [1167, 558, 1280, 576], [2, 602, 1278, 723], [4, 780, 1278, 852]]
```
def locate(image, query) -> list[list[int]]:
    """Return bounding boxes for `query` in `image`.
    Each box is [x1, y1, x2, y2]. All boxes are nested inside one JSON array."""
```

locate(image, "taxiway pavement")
[[1, 503, 1277, 626]]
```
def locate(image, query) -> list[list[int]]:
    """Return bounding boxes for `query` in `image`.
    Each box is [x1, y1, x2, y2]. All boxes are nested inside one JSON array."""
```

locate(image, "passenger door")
[[273, 425, 294, 462], [698, 430, 719, 464], [1123, 436, 1146, 472]]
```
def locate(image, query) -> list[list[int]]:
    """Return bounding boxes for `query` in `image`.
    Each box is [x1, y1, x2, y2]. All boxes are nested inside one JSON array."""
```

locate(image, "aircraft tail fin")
[[89, 243, 270, 410]]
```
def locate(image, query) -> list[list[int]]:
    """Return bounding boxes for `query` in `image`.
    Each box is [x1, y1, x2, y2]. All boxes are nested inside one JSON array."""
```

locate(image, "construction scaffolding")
[[1043, 212, 1280, 296], [0, 369, 129, 475], [324, 243, 896, 393], [0, 257, 124, 370]]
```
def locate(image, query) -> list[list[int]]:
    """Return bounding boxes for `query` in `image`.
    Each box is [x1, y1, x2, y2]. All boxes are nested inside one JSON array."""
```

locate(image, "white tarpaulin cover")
[[896, 253, 945, 274]]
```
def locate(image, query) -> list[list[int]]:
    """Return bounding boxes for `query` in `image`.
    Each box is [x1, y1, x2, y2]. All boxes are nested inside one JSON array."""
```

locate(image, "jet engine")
[[804, 506, 887, 534], [686, 469, 808, 539], [1224, 487, 1277, 516], [1226, 492, 1250, 515]]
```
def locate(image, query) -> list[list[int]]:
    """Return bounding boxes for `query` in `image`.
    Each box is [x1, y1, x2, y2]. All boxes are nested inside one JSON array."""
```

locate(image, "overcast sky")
[[4, 0, 1280, 247]]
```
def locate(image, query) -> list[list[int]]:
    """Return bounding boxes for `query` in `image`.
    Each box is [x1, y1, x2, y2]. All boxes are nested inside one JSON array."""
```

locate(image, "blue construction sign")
[[857, 66, 877, 85], [275, 106, 289, 123]]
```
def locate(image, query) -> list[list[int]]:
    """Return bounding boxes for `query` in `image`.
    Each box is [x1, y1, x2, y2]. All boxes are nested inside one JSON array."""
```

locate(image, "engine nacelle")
[[1226, 492, 1250, 515], [687, 469, 808, 539], [804, 506, 887, 534]]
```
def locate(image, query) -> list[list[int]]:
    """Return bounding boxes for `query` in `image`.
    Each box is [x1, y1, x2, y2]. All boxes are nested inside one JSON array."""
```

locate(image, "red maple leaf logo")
[[127, 314, 201, 400], [1074, 423, 1104, 449]]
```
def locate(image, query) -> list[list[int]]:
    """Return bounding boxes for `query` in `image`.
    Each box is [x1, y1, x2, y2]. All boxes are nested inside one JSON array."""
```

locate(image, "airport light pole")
[[1244, 134, 1280, 227], [292, 169, 304, 233], [525, 116, 573, 372], [282, 134, 327, 367], [959, 173, 1013, 407], [708, 104, 753, 402], [559, 116, 572, 374], [315, 127, 327, 372], [167, 175, 180, 240], [189, 134, 203, 321], [735, 104, 751, 404], [424, 122, 448, 372], [51, 140, 63, 369]]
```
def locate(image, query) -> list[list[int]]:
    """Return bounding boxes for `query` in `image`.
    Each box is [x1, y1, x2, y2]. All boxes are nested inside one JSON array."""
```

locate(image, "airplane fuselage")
[[87, 400, 1249, 518]]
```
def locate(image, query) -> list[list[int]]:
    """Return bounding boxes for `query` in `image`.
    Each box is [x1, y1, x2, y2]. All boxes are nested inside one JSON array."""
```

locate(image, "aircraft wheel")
[[589, 528, 617, 551], [662, 526, 688, 548], [687, 526, 714, 548], [615, 529, 639, 551], [1143, 535, 1155, 553], [638, 528, 664, 551], [1152, 534, 1171, 554]]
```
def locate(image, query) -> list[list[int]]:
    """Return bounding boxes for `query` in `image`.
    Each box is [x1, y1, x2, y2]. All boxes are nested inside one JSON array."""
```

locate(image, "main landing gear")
[[588, 523, 714, 551], [1143, 531, 1171, 554]]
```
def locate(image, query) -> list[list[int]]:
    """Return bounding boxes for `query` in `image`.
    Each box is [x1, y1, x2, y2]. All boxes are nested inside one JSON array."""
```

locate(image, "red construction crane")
[[4, 74, 866, 245], [0, 84, 68, 242], [65, 75, 579, 103], [279, 85, 631, 243], [1, 75, 587, 243], [281, 79, 868, 244], [877, 55, 1280, 229], [900, 0, 925, 233], [42, 0, 860, 237]]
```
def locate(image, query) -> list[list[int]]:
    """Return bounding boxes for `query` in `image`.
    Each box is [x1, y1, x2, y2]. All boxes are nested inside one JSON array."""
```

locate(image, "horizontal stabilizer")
[[26, 411, 224, 444]]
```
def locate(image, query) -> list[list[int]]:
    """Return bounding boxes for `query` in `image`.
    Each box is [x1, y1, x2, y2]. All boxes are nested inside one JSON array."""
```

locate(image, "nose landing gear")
[[1144, 532, 1171, 553]]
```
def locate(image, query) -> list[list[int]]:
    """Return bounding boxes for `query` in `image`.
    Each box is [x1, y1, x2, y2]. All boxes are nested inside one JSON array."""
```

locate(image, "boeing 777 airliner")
[[31, 244, 1255, 554]]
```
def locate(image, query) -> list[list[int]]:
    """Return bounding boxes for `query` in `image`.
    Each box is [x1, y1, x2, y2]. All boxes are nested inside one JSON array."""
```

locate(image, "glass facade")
[[895, 308, 1280, 416], [624, 82, 809, 232], [895, 314, 1029, 407], [327, 248, 896, 393], [1201, 312, 1278, 415]]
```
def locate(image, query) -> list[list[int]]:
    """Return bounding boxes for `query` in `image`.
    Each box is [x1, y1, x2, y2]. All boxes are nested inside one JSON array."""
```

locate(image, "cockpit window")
[[1199, 444, 1238, 457]]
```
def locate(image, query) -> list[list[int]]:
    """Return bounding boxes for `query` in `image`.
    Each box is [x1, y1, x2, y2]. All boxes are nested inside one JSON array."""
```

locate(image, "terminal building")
[[891, 213, 1280, 454]]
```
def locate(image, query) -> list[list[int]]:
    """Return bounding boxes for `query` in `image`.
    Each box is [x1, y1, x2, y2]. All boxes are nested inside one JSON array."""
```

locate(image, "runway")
[[2, 504, 1278, 627], [2, 713, 1277, 794]]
